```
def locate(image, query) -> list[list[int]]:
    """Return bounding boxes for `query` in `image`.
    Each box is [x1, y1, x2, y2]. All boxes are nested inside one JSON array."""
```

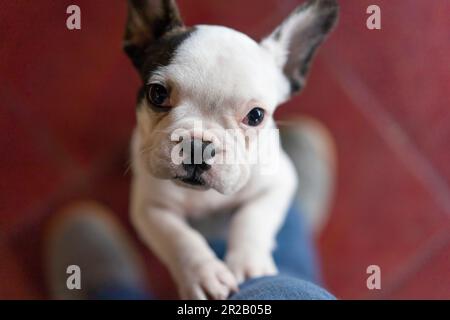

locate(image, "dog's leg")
[[131, 205, 238, 300], [225, 156, 297, 283]]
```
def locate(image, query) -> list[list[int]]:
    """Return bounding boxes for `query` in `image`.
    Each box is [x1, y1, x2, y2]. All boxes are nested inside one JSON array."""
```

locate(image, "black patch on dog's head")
[[124, 0, 185, 72], [124, 1, 195, 107], [139, 27, 195, 80], [134, 27, 195, 107]]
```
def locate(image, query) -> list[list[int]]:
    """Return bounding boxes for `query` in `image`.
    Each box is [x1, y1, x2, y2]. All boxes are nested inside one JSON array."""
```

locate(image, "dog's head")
[[124, 0, 338, 194]]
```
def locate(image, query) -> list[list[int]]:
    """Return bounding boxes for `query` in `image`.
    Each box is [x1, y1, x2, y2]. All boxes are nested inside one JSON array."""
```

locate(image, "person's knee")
[[230, 275, 335, 300]]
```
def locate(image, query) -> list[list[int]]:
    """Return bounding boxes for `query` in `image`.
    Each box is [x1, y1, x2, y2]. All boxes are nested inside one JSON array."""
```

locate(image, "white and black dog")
[[124, 0, 338, 299]]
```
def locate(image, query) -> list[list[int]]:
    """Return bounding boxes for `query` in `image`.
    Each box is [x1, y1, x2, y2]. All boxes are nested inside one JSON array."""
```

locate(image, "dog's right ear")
[[124, 0, 184, 70]]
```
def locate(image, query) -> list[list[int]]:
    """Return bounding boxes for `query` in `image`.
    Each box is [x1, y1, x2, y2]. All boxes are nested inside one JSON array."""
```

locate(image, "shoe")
[[44, 201, 147, 299], [279, 116, 337, 234]]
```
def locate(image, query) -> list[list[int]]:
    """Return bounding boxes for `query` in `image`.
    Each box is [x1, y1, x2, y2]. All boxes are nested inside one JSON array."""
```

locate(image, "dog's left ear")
[[124, 0, 184, 70], [261, 0, 339, 95]]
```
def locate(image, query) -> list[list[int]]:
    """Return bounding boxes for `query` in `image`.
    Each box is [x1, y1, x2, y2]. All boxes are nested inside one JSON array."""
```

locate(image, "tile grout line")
[[321, 49, 450, 298], [322, 51, 450, 216], [365, 229, 450, 299]]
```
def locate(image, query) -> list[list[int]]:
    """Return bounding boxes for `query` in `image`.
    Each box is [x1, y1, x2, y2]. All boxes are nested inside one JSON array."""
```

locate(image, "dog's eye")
[[147, 83, 170, 107], [243, 107, 265, 126]]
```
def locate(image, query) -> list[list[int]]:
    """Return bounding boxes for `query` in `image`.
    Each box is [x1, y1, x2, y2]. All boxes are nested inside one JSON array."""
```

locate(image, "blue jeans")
[[94, 203, 335, 300]]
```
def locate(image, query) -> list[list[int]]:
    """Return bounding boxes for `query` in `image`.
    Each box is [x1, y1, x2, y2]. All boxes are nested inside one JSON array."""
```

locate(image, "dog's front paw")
[[225, 250, 277, 284], [177, 258, 239, 300]]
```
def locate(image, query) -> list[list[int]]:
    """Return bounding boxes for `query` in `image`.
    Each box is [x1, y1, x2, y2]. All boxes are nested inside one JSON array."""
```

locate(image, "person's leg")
[[273, 202, 321, 284], [45, 201, 151, 300], [230, 276, 334, 300]]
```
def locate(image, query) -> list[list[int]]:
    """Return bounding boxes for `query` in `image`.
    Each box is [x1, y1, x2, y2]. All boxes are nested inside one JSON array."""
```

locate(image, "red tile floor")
[[1, 0, 449, 299]]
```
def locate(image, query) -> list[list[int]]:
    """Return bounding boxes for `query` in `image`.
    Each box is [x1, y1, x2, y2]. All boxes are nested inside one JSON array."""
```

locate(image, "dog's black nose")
[[182, 140, 215, 175]]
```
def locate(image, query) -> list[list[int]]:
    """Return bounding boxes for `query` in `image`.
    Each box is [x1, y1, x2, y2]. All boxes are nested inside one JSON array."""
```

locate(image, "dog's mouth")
[[180, 175, 204, 186], [175, 171, 208, 189]]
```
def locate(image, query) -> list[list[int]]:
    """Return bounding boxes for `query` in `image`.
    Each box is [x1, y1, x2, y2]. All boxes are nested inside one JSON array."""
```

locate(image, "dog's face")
[[124, 0, 338, 195]]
